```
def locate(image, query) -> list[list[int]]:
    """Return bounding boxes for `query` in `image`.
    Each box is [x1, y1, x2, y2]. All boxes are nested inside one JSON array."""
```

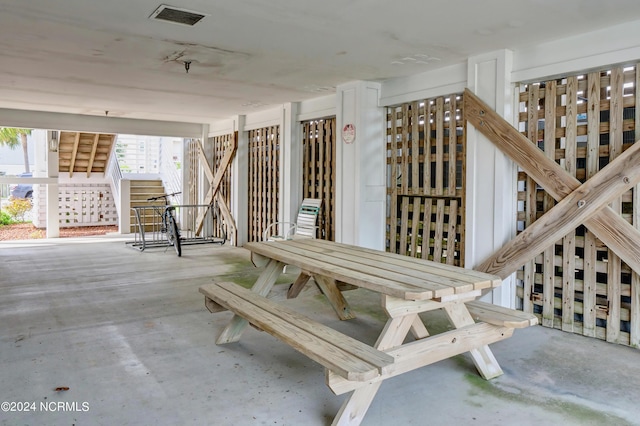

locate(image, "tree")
[[0, 127, 32, 173]]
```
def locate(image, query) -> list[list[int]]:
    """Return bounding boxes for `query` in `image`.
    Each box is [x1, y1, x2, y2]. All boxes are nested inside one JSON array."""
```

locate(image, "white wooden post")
[[335, 81, 386, 250], [466, 50, 517, 307]]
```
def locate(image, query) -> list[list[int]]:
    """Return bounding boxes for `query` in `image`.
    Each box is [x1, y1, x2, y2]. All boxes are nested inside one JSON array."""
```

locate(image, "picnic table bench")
[[199, 239, 537, 425]]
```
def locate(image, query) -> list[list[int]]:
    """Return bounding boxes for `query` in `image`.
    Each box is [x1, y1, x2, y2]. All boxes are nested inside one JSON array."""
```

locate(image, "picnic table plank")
[[245, 242, 439, 300], [282, 239, 476, 294], [200, 282, 393, 381], [304, 239, 501, 288]]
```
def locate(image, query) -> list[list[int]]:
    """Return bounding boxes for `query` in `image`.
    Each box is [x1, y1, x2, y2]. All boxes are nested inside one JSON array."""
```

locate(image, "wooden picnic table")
[[200, 239, 537, 425]]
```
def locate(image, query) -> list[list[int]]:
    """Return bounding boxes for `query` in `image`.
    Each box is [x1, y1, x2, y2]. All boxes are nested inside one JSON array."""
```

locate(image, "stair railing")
[[159, 140, 182, 204], [106, 148, 123, 216]]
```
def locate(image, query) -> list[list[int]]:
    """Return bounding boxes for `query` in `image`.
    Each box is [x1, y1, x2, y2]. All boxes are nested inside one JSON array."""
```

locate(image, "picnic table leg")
[[287, 272, 312, 298], [442, 301, 504, 379], [314, 275, 356, 320], [216, 259, 285, 344], [410, 316, 430, 339], [332, 314, 415, 425]]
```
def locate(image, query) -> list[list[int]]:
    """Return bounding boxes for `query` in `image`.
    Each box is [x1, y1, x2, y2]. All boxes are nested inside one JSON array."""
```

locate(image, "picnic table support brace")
[[442, 301, 503, 379], [216, 259, 284, 344], [314, 275, 355, 320], [332, 314, 415, 425]]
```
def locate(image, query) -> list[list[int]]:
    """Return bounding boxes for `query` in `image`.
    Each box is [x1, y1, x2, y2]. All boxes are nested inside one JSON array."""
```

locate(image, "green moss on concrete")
[[464, 373, 633, 425], [211, 258, 302, 289]]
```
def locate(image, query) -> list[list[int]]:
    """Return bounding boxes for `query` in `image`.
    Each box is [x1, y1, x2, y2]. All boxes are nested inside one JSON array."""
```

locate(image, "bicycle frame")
[[147, 191, 182, 256]]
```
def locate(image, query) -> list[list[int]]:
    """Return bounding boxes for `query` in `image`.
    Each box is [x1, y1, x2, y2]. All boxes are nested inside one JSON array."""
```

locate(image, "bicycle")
[[147, 191, 182, 257]]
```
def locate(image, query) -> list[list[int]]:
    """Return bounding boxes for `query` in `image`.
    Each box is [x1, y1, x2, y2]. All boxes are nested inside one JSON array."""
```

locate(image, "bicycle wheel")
[[164, 209, 182, 257]]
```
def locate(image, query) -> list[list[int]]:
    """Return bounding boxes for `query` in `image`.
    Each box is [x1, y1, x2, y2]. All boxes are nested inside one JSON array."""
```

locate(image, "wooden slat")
[[68, 132, 81, 177], [445, 199, 458, 265], [328, 119, 336, 240], [310, 238, 499, 286], [433, 198, 445, 261], [327, 323, 513, 395], [200, 282, 393, 381], [411, 101, 420, 193], [466, 300, 538, 328], [421, 198, 433, 260], [561, 77, 578, 332], [541, 80, 557, 327], [458, 95, 466, 267], [389, 110, 399, 252], [522, 85, 539, 314], [435, 97, 444, 195], [286, 239, 500, 289], [633, 64, 640, 348], [399, 196, 409, 255], [409, 196, 421, 257], [85, 133, 100, 177], [401, 104, 409, 194], [582, 72, 601, 337], [423, 102, 432, 195], [607, 67, 625, 344], [311, 121, 318, 201], [448, 96, 457, 196], [562, 233, 576, 332]]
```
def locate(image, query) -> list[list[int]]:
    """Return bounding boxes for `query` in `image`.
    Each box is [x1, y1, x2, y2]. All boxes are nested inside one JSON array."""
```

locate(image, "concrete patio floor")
[[0, 236, 638, 426]]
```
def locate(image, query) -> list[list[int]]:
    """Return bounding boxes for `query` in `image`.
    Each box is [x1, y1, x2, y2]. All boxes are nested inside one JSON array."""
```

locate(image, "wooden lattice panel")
[[187, 137, 234, 241], [386, 94, 466, 266], [302, 118, 336, 241], [211, 134, 233, 239], [187, 139, 200, 206], [248, 126, 280, 242], [516, 64, 640, 347]]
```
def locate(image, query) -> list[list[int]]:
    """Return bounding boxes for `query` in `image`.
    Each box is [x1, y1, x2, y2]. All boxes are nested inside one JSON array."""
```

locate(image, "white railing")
[[106, 148, 123, 214], [160, 140, 183, 204], [115, 135, 160, 174]]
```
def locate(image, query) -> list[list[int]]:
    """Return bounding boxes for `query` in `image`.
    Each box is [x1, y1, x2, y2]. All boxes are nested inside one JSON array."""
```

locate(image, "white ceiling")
[[2, 0, 640, 124]]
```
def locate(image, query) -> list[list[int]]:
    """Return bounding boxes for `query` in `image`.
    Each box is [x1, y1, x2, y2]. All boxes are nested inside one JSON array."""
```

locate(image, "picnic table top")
[[244, 239, 502, 301]]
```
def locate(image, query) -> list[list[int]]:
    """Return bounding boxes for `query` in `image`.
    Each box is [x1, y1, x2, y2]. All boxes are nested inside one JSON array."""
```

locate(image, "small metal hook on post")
[[184, 61, 191, 74]]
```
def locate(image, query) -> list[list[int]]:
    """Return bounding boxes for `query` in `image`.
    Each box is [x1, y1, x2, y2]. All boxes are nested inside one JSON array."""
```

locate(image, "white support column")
[[466, 50, 517, 307], [336, 81, 386, 249], [282, 103, 302, 225], [233, 115, 249, 246], [46, 130, 60, 238], [182, 138, 191, 206], [119, 179, 131, 234]]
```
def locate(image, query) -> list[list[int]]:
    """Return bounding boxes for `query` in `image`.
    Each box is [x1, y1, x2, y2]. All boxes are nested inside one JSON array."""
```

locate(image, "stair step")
[[130, 179, 163, 185], [130, 186, 165, 194]]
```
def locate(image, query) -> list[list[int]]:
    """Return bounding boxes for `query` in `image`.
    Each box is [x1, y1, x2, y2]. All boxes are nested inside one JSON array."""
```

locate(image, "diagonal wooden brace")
[[465, 89, 640, 277], [194, 134, 237, 235]]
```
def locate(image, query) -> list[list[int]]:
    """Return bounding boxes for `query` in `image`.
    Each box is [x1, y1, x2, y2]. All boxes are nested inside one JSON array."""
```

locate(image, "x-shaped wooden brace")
[[464, 89, 640, 278], [194, 133, 237, 238]]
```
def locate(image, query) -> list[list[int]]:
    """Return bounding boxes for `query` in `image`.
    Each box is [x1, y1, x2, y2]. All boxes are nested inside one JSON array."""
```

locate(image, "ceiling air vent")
[[149, 5, 207, 26]]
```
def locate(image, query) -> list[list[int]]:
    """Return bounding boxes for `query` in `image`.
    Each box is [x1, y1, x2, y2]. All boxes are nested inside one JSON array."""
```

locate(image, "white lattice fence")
[[58, 184, 117, 227]]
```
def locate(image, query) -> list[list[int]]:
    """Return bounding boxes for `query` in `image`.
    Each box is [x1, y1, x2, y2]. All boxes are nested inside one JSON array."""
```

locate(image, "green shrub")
[[0, 210, 14, 225], [5, 198, 32, 222]]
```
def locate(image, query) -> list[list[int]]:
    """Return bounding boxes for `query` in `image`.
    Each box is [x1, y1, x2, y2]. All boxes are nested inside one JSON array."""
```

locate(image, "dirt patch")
[[0, 223, 118, 241]]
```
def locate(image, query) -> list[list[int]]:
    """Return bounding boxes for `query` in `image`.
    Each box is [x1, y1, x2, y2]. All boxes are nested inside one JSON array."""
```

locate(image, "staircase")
[[129, 179, 166, 232]]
